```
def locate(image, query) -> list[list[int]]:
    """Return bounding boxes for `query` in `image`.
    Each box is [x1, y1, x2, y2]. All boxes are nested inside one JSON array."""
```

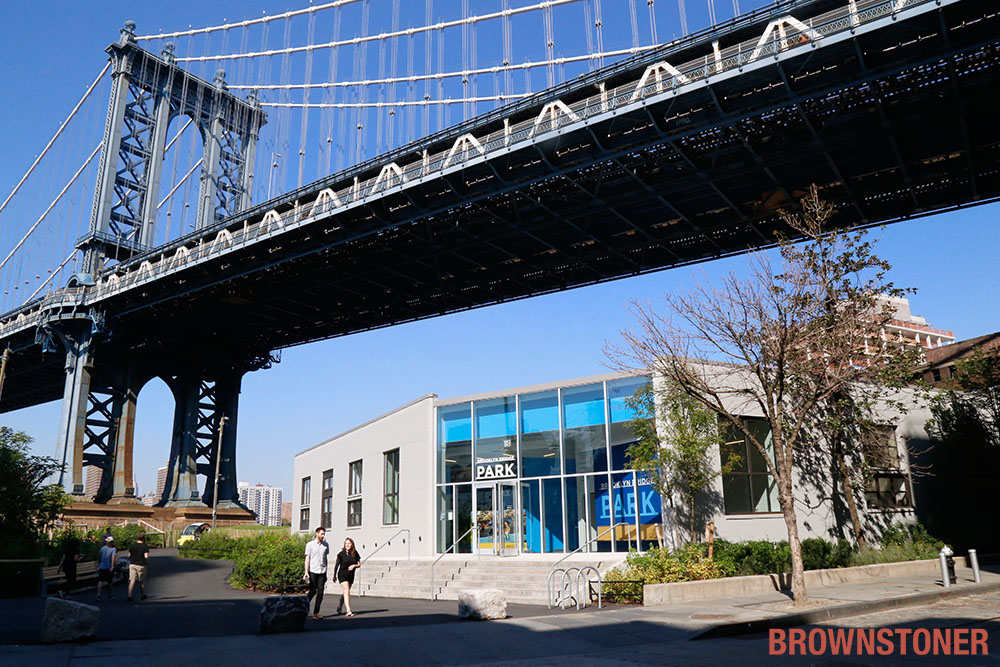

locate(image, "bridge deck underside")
[[3, 0, 998, 412]]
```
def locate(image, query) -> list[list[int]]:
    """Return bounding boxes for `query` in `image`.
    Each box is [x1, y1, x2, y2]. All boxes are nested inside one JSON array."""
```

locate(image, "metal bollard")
[[969, 549, 981, 584], [939, 546, 953, 589]]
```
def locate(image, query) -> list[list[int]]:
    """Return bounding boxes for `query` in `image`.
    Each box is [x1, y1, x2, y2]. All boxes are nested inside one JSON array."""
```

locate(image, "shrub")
[[178, 531, 246, 560], [230, 533, 310, 593], [711, 539, 791, 576]]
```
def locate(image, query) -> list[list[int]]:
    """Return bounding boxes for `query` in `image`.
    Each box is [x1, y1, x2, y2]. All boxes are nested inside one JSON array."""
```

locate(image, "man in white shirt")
[[303, 527, 330, 619]]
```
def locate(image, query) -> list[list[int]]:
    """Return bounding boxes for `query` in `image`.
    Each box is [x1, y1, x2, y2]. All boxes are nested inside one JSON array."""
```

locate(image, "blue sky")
[[1, 1, 998, 499]]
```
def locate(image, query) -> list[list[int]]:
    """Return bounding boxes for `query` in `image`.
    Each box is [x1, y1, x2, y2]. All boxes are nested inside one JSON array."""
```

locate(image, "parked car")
[[177, 523, 210, 545]]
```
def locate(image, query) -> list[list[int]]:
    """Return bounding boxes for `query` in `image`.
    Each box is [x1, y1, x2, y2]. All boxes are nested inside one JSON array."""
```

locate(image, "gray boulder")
[[40, 597, 99, 643], [259, 595, 309, 634], [457, 588, 507, 620]]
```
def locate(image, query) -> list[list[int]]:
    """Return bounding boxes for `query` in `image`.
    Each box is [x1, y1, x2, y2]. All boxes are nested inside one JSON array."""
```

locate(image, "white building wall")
[[293, 395, 437, 558]]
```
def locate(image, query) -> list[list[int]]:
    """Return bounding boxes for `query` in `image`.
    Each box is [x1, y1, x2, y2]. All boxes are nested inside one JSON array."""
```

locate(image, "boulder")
[[40, 597, 99, 643], [457, 588, 507, 620], [259, 595, 309, 634]]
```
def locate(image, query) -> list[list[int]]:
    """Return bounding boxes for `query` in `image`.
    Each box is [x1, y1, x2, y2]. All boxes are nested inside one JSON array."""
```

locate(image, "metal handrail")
[[430, 525, 479, 601], [551, 522, 634, 571], [357, 528, 410, 597]]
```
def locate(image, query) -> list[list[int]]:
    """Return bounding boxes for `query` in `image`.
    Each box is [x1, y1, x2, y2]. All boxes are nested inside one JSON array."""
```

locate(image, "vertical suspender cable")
[[648, 0, 659, 46], [677, 0, 689, 36], [732, 0, 740, 18], [707, 0, 716, 27], [0, 62, 110, 220], [628, 1, 640, 49], [298, 10, 317, 188], [462, 0, 470, 121], [502, 0, 512, 98], [389, 0, 401, 150], [594, 0, 605, 67], [543, 2, 555, 88], [423, 0, 433, 139]]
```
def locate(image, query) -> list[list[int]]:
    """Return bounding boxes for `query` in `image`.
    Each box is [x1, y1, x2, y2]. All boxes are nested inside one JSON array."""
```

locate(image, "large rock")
[[457, 588, 507, 620], [40, 597, 99, 643], [259, 595, 309, 634]]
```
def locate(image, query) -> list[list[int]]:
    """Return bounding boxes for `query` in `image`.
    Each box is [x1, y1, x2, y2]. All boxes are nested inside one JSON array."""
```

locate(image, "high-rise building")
[[83, 465, 101, 500], [879, 295, 955, 349], [155, 466, 168, 499], [139, 492, 159, 507], [238, 482, 283, 527]]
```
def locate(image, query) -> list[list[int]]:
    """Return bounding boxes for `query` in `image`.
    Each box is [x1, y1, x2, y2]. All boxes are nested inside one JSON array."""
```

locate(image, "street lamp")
[[267, 152, 282, 200], [211, 414, 228, 529]]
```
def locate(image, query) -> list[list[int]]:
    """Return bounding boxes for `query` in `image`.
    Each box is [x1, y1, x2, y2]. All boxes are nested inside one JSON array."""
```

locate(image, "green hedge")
[[180, 531, 310, 593], [603, 524, 942, 601]]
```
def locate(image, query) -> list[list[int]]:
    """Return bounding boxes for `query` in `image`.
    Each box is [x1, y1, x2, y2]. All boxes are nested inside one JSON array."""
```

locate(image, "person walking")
[[57, 537, 82, 598], [334, 537, 361, 617], [303, 527, 330, 620], [128, 532, 150, 602], [96, 536, 116, 601]]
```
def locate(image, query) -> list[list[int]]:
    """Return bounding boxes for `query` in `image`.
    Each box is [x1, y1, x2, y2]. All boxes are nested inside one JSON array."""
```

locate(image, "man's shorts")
[[129, 564, 146, 582], [97, 569, 113, 583]]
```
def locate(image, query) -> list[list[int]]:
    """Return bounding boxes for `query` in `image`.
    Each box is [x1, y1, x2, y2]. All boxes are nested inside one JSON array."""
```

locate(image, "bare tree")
[[607, 186, 916, 604]]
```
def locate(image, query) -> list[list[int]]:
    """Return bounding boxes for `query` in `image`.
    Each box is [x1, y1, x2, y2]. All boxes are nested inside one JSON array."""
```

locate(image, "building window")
[[720, 418, 779, 514], [384, 449, 400, 525], [321, 469, 333, 529], [301, 476, 311, 505], [863, 426, 901, 469], [299, 507, 310, 531], [347, 499, 363, 527], [864, 473, 912, 509], [347, 460, 362, 527], [931, 368, 942, 382], [863, 426, 911, 510]]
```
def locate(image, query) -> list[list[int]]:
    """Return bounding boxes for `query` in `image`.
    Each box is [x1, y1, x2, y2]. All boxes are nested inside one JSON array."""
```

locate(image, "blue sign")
[[596, 473, 662, 525]]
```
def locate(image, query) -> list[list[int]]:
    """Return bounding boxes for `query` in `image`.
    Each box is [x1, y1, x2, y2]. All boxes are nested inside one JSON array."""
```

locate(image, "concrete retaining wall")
[[644, 556, 967, 606]]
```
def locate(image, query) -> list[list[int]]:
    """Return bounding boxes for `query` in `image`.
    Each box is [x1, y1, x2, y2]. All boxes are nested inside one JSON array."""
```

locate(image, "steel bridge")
[[1, 0, 996, 509]]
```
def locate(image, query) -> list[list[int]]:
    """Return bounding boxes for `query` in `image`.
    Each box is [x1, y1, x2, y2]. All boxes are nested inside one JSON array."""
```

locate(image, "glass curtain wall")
[[436, 376, 655, 554]]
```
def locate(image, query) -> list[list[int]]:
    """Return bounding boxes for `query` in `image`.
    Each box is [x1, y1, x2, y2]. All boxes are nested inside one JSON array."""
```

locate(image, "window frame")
[[347, 459, 363, 528], [383, 448, 400, 525], [300, 476, 311, 505], [299, 506, 311, 531], [321, 469, 333, 529], [720, 417, 780, 515]]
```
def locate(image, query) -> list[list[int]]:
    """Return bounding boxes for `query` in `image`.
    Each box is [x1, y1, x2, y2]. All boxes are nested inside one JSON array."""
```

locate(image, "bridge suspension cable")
[[135, 0, 364, 41], [174, 0, 586, 63], [0, 62, 109, 221], [259, 94, 533, 109], [24, 251, 75, 304], [0, 144, 101, 274], [227, 46, 657, 93]]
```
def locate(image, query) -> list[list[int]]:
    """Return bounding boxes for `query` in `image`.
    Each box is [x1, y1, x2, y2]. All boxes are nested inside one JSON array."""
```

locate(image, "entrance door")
[[475, 481, 519, 555]]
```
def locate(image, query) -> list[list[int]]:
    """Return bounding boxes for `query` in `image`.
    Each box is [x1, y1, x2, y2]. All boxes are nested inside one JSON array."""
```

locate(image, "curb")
[[690, 580, 1000, 641]]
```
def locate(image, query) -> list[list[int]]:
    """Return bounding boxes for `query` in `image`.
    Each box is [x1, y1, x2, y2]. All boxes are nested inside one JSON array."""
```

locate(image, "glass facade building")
[[435, 375, 662, 554]]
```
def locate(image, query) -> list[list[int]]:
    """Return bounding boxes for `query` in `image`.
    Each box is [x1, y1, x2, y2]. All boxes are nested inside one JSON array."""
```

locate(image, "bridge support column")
[[54, 328, 93, 496], [107, 366, 141, 504], [162, 375, 207, 507], [162, 370, 245, 509]]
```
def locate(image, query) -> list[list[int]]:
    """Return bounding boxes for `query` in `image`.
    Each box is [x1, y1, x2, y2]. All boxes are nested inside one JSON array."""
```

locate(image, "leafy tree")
[[626, 381, 735, 546], [607, 186, 916, 604], [0, 427, 67, 557], [928, 347, 1000, 449]]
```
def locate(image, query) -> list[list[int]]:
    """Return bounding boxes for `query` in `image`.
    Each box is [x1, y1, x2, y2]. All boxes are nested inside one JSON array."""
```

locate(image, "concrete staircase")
[[354, 556, 626, 605]]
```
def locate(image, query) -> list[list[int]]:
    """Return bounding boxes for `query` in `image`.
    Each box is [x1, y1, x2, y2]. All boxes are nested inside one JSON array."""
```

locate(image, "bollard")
[[939, 546, 953, 589], [969, 549, 981, 584]]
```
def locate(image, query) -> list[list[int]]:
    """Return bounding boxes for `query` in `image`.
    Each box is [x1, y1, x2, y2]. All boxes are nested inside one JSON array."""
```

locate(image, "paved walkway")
[[1, 551, 997, 666]]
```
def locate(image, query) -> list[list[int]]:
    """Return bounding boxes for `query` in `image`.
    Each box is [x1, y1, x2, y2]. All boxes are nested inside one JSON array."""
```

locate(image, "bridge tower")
[[52, 22, 267, 512]]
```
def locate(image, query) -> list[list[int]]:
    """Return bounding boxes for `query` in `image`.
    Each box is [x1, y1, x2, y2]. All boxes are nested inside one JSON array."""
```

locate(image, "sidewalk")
[[1, 561, 996, 666]]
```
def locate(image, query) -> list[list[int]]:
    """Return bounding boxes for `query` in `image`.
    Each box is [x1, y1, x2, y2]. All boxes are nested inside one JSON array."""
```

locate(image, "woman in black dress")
[[334, 538, 361, 616]]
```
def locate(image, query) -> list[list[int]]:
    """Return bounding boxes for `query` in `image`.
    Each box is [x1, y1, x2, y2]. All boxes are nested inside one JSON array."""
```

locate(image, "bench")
[[43, 561, 101, 594]]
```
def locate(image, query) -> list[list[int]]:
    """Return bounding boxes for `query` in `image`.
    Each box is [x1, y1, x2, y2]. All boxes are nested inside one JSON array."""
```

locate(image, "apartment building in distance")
[[238, 482, 284, 526]]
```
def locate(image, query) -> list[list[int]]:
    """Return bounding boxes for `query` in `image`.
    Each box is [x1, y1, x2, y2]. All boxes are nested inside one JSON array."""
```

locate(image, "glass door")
[[475, 485, 496, 554], [475, 482, 520, 555], [498, 481, 518, 556]]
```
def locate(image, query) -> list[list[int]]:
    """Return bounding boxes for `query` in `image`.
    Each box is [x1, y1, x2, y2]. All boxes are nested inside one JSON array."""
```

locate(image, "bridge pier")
[[161, 370, 244, 510]]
